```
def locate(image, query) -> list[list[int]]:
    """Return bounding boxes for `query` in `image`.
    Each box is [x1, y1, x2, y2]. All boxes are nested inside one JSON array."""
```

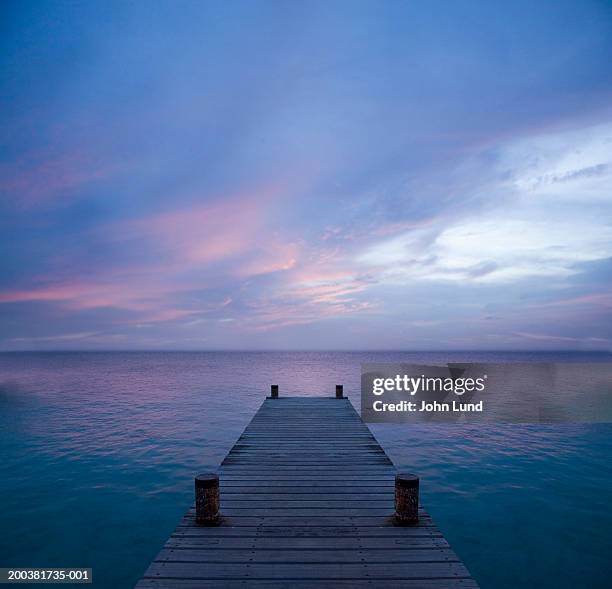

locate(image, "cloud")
[[357, 120, 612, 285], [551, 163, 609, 183], [2, 0, 612, 349], [0, 185, 300, 305], [510, 121, 612, 200], [3, 117, 611, 346], [8, 331, 99, 343], [0, 147, 121, 209]]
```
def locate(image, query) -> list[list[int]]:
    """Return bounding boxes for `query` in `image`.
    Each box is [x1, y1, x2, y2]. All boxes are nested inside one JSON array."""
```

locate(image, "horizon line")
[[1, 348, 611, 354]]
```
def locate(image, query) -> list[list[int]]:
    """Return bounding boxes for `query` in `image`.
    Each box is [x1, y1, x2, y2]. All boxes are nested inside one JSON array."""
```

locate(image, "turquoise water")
[[0, 351, 611, 588]]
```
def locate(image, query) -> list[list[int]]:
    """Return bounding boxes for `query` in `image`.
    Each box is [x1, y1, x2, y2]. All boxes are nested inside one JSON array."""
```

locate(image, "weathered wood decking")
[[136, 396, 478, 588]]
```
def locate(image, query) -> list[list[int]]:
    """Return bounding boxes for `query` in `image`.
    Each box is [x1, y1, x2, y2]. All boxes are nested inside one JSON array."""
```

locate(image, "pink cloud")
[[106, 187, 300, 276], [532, 292, 612, 309], [234, 261, 377, 332], [0, 189, 306, 327], [0, 172, 385, 333], [126, 199, 258, 264], [0, 279, 202, 325], [0, 147, 120, 208]]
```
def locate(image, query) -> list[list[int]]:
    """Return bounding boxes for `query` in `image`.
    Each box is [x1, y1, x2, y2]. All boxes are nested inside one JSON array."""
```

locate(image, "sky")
[[1, 0, 612, 351]]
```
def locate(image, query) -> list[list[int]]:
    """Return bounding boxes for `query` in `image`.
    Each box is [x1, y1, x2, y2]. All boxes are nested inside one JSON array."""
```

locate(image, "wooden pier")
[[136, 395, 478, 588]]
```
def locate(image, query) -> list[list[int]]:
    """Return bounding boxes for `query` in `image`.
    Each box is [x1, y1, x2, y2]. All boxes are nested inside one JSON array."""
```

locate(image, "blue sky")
[[1, 0, 612, 350]]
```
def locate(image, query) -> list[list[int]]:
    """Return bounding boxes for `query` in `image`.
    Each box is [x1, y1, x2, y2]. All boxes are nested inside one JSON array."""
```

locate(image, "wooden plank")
[[219, 466, 395, 471], [176, 516, 436, 527], [142, 561, 472, 579], [219, 477, 399, 482], [154, 548, 460, 563], [231, 450, 380, 453], [221, 487, 393, 496], [220, 500, 396, 507], [219, 482, 395, 488], [182, 509, 406, 517], [223, 455, 391, 460], [164, 537, 450, 549], [218, 473, 395, 477], [182, 508, 432, 518], [136, 397, 477, 587], [136, 580, 480, 589], [171, 527, 445, 538]]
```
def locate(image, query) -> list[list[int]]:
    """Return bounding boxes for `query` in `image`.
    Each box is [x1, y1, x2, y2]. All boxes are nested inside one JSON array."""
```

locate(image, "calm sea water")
[[0, 351, 611, 588]]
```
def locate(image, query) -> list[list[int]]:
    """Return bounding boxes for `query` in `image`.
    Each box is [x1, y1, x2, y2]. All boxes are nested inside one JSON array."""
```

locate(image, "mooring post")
[[271, 384, 279, 399], [195, 473, 220, 525], [336, 384, 344, 399], [395, 472, 419, 525]]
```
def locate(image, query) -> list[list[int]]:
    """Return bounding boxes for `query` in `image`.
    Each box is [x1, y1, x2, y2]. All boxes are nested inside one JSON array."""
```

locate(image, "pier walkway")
[[136, 395, 478, 588]]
